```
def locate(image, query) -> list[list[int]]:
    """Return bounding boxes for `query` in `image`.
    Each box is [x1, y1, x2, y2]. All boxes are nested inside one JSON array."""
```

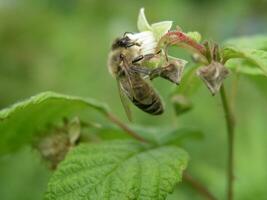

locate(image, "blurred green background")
[[0, 0, 267, 199]]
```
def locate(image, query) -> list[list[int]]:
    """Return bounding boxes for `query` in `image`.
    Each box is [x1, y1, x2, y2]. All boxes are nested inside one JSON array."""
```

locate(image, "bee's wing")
[[125, 66, 153, 105], [116, 77, 132, 121]]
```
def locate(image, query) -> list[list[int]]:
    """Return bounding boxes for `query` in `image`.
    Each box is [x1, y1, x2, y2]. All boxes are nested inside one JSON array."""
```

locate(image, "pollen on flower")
[[126, 31, 157, 55]]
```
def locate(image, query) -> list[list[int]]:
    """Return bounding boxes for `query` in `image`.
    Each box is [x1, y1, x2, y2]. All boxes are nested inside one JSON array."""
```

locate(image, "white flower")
[[125, 8, 173, 56], [126, 31, 157, 55], [137, 8, 173, 41]]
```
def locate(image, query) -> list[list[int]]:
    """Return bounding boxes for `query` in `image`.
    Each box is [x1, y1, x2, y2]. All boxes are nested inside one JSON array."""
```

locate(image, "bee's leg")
[[149, 67, 163, 80], [155, 49, 162, 55], [132, 53, 158, 64], [132, 55, 144, 64], [142, 53, 156, 61], [129, 65, 152, 75]]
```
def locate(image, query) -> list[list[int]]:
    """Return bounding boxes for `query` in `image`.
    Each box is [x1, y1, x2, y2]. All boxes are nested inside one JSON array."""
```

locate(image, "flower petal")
[[151, 21, 173, 41], [126, 31, 157, 55], [137, 8, 151, 32]]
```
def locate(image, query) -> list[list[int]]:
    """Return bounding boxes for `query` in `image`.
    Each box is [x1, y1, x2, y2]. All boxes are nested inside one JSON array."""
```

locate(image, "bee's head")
[[111, 36, 132, 50]]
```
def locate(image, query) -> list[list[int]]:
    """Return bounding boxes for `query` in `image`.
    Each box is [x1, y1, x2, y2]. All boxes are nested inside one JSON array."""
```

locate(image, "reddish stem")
[[107, 113, 147, 143], [159, 31, 206, 55], [183, 172, 218, 200]]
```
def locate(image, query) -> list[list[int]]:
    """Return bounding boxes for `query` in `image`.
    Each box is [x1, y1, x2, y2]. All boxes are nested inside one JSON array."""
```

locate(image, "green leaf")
[[151, 21, 173, 41], [226, 58, 264, 75], [223, 35, 267, 76], [137, 8, 151, 32], [223, 35, 267, 51], [46, 140, 189, 200], [0, 91, 109, 155], [223, 47, 267, 76]]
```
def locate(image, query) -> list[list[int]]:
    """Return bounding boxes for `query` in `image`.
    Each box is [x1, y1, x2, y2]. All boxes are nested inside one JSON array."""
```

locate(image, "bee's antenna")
[[123, 32, 133, 37]]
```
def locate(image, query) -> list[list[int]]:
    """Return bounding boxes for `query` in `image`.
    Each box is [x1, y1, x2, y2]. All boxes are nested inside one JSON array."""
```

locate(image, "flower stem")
[[107, 112, 147, 143], [220, 85, 235, 200], [158, 31, 206, 55], [230, 73, 240, 109], [183, 172, 218, 200]]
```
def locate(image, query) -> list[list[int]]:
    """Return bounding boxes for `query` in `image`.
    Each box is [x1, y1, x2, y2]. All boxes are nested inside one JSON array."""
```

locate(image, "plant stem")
[[183, 172, 217, 200], [220, 85, 235, 200], [107, 112, 147, 143], [230, 73, 240, 109], [161, 31, 206, 55]]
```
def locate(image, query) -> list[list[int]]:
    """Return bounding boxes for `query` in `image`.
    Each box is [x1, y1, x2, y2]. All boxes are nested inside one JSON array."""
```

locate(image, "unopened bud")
[[161, 60, 185, 84], [171, 95, 192, 115], [197, 61, 229, 95], [34, 117, 82, 170]]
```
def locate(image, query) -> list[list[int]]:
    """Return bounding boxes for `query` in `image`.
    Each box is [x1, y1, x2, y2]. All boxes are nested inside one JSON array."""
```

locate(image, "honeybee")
[[108, 33, 164, 120], [108, 32, 185, 120]]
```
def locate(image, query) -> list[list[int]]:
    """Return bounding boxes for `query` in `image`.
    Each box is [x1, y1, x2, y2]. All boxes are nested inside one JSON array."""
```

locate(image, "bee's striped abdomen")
[[131, 79, 164, 115], [132, 94, 163, 115], [120, 70, 164, 115]]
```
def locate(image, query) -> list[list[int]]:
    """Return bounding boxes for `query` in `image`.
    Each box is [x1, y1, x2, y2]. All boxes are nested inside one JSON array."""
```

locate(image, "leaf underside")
[[0, 91, 108, 155], [223, 35, 267, 51], [223, 47, 267, 76], [223, 34, 267, 76], [46, 140, 189, 200]]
